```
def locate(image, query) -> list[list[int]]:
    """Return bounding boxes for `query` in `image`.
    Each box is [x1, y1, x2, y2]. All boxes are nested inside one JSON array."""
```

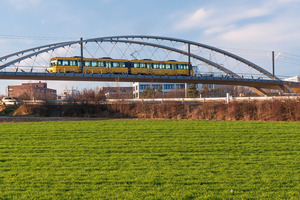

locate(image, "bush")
[[9, 99, 300, 121]]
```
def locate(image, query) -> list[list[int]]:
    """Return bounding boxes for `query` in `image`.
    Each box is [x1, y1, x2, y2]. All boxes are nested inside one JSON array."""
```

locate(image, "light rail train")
[[49, 57, 193, 76]]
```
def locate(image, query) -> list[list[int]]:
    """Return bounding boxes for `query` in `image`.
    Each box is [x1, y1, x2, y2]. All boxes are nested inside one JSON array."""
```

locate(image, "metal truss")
[[0, 35, 297, 96]]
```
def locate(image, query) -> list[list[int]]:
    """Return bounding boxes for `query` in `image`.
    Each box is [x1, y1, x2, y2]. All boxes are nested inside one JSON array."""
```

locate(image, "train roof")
[[51, 57, 189, 64]]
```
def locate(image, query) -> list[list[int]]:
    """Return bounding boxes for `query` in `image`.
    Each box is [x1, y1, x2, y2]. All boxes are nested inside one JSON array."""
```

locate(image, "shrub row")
[[12, 99, 300, 121]]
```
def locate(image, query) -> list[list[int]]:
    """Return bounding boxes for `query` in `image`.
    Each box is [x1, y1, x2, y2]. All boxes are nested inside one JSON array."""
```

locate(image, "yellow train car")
[[49, 57, 128, 74], [130, 59, 152, 75], [130, 60, 191, 76], [173, 61, 193, 76], [49, 57, 81, 73], [49, 57, 193, 76], [83, 58, 128, 74]]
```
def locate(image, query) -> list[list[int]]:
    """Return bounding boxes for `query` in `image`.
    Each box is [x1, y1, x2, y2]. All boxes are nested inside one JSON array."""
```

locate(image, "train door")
[[146, 63, 152, 75], [106, 61, 112, 73]]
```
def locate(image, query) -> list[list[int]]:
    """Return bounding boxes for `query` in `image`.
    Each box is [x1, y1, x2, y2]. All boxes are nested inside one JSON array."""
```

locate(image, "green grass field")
[[0, 120, 299, 199]]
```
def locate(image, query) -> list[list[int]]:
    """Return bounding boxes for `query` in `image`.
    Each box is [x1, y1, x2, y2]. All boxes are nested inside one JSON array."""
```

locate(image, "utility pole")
[[188, 44, 191, 76], [272, 51, 275, 76], [80, 37, 84, 73]]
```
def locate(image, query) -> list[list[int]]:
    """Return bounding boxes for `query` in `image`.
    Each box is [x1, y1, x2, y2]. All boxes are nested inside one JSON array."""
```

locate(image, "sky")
[[0, 0, 300, 95]]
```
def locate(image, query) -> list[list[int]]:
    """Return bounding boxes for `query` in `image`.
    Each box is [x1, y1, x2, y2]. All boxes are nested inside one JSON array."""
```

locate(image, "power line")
[[0, 34, 77, 41]]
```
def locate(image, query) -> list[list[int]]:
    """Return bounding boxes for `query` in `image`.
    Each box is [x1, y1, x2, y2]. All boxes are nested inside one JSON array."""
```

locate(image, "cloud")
[[204, 25, 236, 35], [173, 0, 300, 47], [175, 8, 212, 30], [5, 0, 40, 10], [172, 0, 289, 34], [276, 0, 300, 4]]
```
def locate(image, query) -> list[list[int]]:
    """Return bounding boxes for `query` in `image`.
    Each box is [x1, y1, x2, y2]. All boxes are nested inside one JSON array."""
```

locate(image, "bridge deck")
[[0, 72, 298, 90]]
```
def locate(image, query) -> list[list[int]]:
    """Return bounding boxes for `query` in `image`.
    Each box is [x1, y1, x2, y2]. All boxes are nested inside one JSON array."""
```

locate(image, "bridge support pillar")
[[249, 87, 268, 97]]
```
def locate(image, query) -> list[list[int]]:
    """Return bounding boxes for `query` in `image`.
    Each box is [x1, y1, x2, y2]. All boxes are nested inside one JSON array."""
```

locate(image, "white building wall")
[[133, 82, 204, 99], [284, 76, 300, 82]]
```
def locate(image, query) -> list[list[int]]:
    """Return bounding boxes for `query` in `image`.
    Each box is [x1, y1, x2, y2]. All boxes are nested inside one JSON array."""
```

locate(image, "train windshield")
[[50, 60, 57, 66]]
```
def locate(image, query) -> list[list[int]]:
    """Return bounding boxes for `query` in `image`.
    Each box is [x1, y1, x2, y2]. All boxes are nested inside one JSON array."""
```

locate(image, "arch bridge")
[[0, 35, 298, 96]]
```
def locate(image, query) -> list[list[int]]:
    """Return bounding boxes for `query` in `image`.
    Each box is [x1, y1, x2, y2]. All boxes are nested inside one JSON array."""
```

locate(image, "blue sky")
[[0, 0, 300, 95]]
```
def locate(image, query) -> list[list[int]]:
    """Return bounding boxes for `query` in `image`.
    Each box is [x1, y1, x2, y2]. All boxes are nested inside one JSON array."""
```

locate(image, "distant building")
[[133, 82, 204, 99], [284, 76, 300, 82], [99, 87, 133, 99], [58, 89, 80, 100], [7, 81, 57, 100]]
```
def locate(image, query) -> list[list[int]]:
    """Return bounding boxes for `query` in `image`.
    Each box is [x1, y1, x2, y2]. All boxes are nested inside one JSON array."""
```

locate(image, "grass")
[[0, 120, 299, 199]]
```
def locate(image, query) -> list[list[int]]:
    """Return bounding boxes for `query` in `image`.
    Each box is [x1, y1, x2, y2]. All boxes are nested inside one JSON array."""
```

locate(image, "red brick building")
[[8, 81, 57, 100]]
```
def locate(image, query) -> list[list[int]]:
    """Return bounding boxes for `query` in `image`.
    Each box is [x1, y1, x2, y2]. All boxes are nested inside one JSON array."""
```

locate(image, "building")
[[284, 76, 300, 82], [133, 82, 205, 99], [99, 87, 133, 99], [7, 81, 57, 100], [57, 89, 80, 100]]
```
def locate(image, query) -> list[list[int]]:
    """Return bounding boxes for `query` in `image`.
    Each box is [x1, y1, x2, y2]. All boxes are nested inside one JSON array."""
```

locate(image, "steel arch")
[[0, 35, 278, 81], [0, 39, 240, 79]]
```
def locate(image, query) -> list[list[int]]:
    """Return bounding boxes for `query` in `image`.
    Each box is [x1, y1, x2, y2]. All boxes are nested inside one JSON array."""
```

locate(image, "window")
[[106, 62, 111, 68], [164, 84, 174, 90], [70, 60, 77, 66], [153, 85, 161, 89], [177, 84, 185, 89], [112, 62, 120, 67], [153, 63, 165, 69], [139, 85, 149, 90], [159, 64, 165, 69], [91, 61, 97, 67], [85, 61, 90, 67], [120, 62, 125, 68], [140, 63, 146, 68], [51, 60, 57, 66], [98, 61, 105, 67], [166, 64, 171, 69], [62, 60, 69, 66], [134, 63, 139, 68]]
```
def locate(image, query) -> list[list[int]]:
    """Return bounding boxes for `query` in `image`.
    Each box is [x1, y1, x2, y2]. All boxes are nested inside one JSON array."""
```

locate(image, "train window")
[[185, 64, 189, 69], [78, 61, 81, 67], [57, 60, 62, 66], [166, 64, 171, 69], [91, 61, 97, 67], [112, 62, 120, 67], [146, 64, 151, 69], [153, 64, 158, 69], [120, 62, 126, 68], [177, 64, 186, 70], [159, 64, 165, 69], [134, 63, 139, 68], [50, 60, 57, 66], [70, 61, 77, 66], [62, 60, 69, 66], [85, 61, 91, 67], [106, 62, 111, 68], [98, 61, 105, 67], [140, 63, 146, 68]]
